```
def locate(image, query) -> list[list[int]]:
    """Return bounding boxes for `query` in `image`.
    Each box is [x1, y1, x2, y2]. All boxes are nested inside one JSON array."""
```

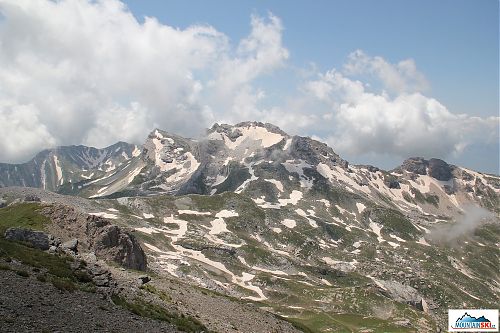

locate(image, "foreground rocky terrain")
[[0, 122, 499, 332], [0, 199, 301, 332]]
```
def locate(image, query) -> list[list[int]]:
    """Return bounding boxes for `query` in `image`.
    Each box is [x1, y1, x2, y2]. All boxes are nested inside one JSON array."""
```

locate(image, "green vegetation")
[[373, 208, 420, 240], [51, 276, 78, 292], [140, 284, 172, 302], [410, 188, 439, 207], [402, 191, 413, 203], [281, 311, 419, 333], [214, 162, 251, 194], [0, 236, 95, 293], [190, 193, 225, 211], [111, 294, 211, 333], [0, 202, 51, 234], [15, 269, 30, 277]]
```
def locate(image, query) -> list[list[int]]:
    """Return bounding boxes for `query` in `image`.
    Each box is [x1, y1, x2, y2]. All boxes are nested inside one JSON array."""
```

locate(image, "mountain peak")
[[395, 157, 454, 181]]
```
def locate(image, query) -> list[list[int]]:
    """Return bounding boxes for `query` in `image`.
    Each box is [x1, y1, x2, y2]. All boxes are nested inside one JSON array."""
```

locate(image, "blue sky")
[[0, 0, 498, 173], [124, 0, 498, 118]]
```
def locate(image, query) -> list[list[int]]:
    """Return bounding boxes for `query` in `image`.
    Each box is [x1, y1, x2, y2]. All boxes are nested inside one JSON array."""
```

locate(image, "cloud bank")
[[0, 0, 287, 162], [0, 0, 497, 168], [302, 65, 498, 158]]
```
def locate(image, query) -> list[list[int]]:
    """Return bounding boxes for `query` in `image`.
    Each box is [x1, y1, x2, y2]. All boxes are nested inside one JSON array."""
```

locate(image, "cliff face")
[[41, 204, 147, 271]]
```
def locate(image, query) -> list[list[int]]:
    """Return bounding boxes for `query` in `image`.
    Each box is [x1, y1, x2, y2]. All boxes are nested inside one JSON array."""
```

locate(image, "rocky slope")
[[0, 122, 499, 332], [0, 142, 142, 194], [0, 199, 301, 333]]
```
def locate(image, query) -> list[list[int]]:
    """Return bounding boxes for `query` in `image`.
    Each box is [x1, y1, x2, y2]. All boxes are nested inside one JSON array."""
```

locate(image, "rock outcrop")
[[86, 215, 147, 271], [41, 205, 147, 271], [397, 157, 454, 181], [373, 279, 429, 313], [4, 228, 50, 250], [427, 158, 453, 181]]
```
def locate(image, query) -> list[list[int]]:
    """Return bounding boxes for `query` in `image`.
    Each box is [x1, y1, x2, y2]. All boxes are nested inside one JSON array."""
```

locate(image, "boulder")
[[61, 239, 78, 252], [393, 319, 411, 327], [88, 264, 113, 287], [373, 279, 429, 313], [4, 228, 50, 250], [137, 275, 151, 286]]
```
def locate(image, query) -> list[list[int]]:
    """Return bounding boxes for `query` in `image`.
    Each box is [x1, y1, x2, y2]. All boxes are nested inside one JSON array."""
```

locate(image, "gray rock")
[[49, 245, 58, 253], [48, 234, 61, 247], [137, 275, 151, 286], [399, 157, 454, 181], [0, 198, 6, 208], [227, 128, 242, 140], [373, 279, 428, 312], [428, 158, 453, 181], [385, 178, 401, 189], [88, 264, 108, 276], [86, 215, 147, 271], [93, 274, 111, 287], [443, 184, 455, 195], [4, 228, 50, 250], [24, 194, 41, 202], [61, 239, 78, 252], [400, 157, 427, 175], [393, 319, 411, 327]]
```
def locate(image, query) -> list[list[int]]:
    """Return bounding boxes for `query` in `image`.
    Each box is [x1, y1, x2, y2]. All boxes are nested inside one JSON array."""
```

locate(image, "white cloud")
[[344, 50, 429, 94], [0, 100, 56, 161], [0, 0, 287, 162], [302, 68, 498, 159]]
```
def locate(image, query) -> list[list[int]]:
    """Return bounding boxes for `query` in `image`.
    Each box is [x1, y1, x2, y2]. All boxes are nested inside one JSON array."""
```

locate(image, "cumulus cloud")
[[344, 50, 429, 94], [0, 100, 56, 161], [0, 0, 287, 162], [302, 61, 498, 160]]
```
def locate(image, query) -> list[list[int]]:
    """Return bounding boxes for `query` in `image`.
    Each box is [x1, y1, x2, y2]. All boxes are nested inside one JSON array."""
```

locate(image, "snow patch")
[[278, 190, 303, 206], [208, 218, 229, 235], [215, 210, 239, 218], [223, 125, 284, 150], [281, 219, 297, 229], [53, 155, 63, 185], [264, 179, 284, 192], [416, 237, 430, 246], [369, 219, 384, 243], [178, 210, 211, 216], [317, 199, 330, 207], [356, 202, 366, 213], [88, 212, 118, 219], [135, 227, 160, 235]]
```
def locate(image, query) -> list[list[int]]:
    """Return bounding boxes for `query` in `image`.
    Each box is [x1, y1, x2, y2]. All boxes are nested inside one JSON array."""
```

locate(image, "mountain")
[[0, 142, 141, 194], [1, 122, 498, 214], [1, 121, 499, 332]]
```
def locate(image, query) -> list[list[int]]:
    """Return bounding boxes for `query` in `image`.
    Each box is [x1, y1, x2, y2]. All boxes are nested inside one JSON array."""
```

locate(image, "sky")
[[0, 0, 498, 174]]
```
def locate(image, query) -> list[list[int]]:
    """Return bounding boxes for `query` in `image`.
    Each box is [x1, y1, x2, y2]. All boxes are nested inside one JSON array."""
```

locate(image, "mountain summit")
[[0, 122, 497, 215]]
